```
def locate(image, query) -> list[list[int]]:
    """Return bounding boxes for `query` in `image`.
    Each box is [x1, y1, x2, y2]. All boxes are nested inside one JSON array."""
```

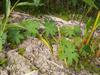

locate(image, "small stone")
[[0, 67, 8, 75], [7, 50, 36, 75], [24, 70, 38, 75]]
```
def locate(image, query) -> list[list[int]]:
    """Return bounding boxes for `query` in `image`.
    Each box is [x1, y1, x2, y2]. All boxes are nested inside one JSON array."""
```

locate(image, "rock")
[[7, 50, 37, 75], [24, 70, 38, 75], [0, 67, 8, 75], [19, 38, 67, 75], [45, 15, 85, 27], [9, 11, 35, 23], [78, 70, 92, 75], [0, 53, 8, 75]]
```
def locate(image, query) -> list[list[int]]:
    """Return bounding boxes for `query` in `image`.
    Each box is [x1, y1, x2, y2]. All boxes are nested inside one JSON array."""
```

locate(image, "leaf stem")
[[10, 0, 20, 13]]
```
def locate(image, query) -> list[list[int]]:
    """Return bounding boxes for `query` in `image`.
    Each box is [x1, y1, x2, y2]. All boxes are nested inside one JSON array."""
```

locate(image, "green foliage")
[[21, 19, 40, 36], [6, 19, 40, 45], [0, 33, 7, 51], [7, 28, 24, 44], [73, 37, 82, 47], [84, 18, 93, 35], [0, 58, 7, 66], [68, 0, 79, 7], [0, 0, 100, 70], [80, 45, 91, 57], [33, 0, 43, 7], [60, 26, 81, 38], [60, 26, 75, 37], [73, 26, 81, 36], [1, 0, 41, 48], [86, 11, 100, 45], [0, 0, 20, 50], [97, 17, 100, 27], [83, 0, 97, 9], [0, 38, 2, 51], [17, 2, 33, 6], [44, 20, 57, 37], [58, 38, 79, 65], [3, 0, 11, 18], [17, 0, 43, 7]]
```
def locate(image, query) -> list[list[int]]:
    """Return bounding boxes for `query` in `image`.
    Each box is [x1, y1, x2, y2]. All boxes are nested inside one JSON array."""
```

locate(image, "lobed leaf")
[[58, 38, 79, 65], [7, 28, 24, 44], [21, 19, 40, 36], [44, 20, 57, 37]]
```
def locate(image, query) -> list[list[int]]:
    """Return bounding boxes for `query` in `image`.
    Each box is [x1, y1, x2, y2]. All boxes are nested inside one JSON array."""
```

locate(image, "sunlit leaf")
[[73, 37, 82, 47], [84, 18, 93, 34], [21, 19, 40, 36], [58, 38, 79, 65], [33, 0, 43, 7], [0, 37, 3, 51], [0, 32, 7, 51], [74, 26, 81, 36], [7, 28, 24, 44], [44, 20, 57, 37], [83, 0, 98, 9], [3, 0, 11, 18], [17, 2, 33, 6], [60, 26, 75, 37]]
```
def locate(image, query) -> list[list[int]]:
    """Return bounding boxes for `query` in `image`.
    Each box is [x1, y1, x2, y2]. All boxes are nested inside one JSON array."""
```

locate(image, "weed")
[[18, 48, 25, 55]]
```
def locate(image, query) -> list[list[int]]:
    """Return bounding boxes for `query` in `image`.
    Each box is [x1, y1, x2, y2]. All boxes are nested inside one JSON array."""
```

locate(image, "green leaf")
[[44, 20, 57, 37], [58, 38, 79, 65], [0, 37, 3, 52], [82, 45, 91, 53], [80, 45, 91, 56], [71, 0, 78, 6], [83, 0, 97, 9], [0, 58, 7, 66], [74, 26, 81, 36], [0, 21, 2, 30], [58, 47, 66, 60], [7, 23, 26, 29], [2, 33, 7, 44], [0, 32, 7, 51], [84, 18, 92, 35], [73, 37, 82, 47], [3, 0, 11, 18], [33, 0, 43, 7], [67, 52, 79, 65], [60, 26, 75, 37], [21, 19, 40, 36], [97, 17, 100, 27], [7, 28, 24, 44], [17, 2, 33, 6]]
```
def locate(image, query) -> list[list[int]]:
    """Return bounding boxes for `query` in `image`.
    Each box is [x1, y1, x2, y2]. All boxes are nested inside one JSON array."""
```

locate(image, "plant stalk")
[[86, 11, 100, 44]]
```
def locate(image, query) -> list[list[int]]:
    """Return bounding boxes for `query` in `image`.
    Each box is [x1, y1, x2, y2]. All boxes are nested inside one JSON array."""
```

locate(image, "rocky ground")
[[0, 11, 100, 75]]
